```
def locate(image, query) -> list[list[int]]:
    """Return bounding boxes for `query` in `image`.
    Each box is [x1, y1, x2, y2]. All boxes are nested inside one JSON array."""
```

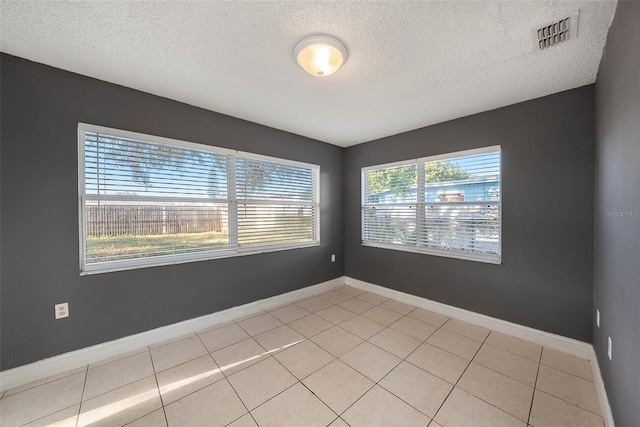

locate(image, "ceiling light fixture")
[[293, 35, 348, 77]]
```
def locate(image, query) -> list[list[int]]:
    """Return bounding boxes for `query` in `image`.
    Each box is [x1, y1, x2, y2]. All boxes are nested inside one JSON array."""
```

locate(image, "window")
[[362, 146, 501, 264], [79, 123, 319, 274]]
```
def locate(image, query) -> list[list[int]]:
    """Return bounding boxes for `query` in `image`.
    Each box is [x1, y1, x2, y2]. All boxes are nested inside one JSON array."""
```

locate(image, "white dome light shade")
[[294, 35, 348, 77]]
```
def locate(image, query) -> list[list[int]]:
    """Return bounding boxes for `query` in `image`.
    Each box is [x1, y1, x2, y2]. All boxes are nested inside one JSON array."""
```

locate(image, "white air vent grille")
[[533, 12, 579, 51]]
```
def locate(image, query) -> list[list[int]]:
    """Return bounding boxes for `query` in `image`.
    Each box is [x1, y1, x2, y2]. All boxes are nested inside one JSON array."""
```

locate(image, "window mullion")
[[228, 155, 238, 250], [416, 161, 425, 248]]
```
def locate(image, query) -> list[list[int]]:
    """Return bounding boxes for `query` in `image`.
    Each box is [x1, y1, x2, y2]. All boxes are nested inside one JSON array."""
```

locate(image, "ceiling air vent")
[[533, 11, 579, 51]]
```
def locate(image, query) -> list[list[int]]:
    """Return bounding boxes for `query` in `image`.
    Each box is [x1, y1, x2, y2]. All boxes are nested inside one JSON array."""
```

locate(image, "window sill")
[[80, 241, 320, 275], [361, 241, 501, 265]]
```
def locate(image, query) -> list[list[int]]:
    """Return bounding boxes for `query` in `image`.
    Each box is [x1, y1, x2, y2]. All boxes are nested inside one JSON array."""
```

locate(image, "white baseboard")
[[590, 348, 616, 427], [0, 276, 344, 392], [345, 277, 593, 358]]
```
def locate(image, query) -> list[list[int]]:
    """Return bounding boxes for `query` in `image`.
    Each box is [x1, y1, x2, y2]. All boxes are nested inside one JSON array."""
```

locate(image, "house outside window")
[[362, 146, 501, 264]]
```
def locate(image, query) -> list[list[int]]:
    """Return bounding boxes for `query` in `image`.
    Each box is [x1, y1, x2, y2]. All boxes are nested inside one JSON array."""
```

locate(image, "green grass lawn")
[[87, 231, 229, 262]]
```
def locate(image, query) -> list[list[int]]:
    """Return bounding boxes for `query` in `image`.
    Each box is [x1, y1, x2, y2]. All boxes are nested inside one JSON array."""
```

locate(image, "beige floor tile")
[[268, 304, 311, 324], [78, 376, 161, 427], [4, 365, 87, 397], [311, 326, 363, 357], [236, 313, 283, 336], [473, 344, 539, 387], [274, 339, 335, 380], [211, 338, 270, 376], [356, 292, 389, 305], [84, 352, 155, 400], [485, 331, 542, 362], [408, 308, 450, 327], [342, 385, 431, 427], [340, 341, 401, 382], [334, 286, 367, 297], [149, 333, 197, 350], [442, 318, 490, 341], [338, 297, 375, 314], [156, 354, 224, 405], [458, 363, 534, 422], [288, 314, 333, 338], [380, 299, 416, 315], [251, 382, 336, 427], [536, 365, 600, 415], [150, 335, 209, 373], [164, 379, 247, 427], [316, 305, 357, 324], [254, 325, 305, 354], [434, 388, 526, 427], [318, 290, 353, 304], [361, 306, 404, 326], [529, 390, 604, 427], [369, 327, 423, 359], [88, 347, 149, 369], [126, 408, 167, 427], [429, 422, 444, 427], [302, 360, 374, 414], [540, 347, 593, 381], [227, 357, 297, 410], [379, 361, 452, 418], [294, 296, 334, 313], [339, 315, 386, 340], [22, 404, 79, 427], [406, 343, 470, 384], [195, 320, 235, 335], [234, 311, 267, 323], [390, 316, 438, 341], [227, 413, 258, 427], [198, 323, 250, 353], [0, 373, 85, 426], [427, 329, 483, 360], [328, 417, 350, 427]]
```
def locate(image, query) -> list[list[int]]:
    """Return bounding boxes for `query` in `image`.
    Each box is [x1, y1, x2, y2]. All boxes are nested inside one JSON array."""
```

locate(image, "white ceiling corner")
[[0, 1, 617, 147]]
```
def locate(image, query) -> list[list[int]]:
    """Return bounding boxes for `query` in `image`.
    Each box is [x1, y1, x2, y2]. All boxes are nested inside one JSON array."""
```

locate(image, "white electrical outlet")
[[607, 337, 612, 360], [55, 303, 69, 319], [331, 254, 336, 263], [596, 309, 600, 328]]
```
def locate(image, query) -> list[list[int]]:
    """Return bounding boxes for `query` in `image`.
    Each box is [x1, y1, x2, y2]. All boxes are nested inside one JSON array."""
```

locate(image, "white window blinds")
[[79, 124, 320, 274], [362, 146, 501, 264], [236, 155, 319, 248]]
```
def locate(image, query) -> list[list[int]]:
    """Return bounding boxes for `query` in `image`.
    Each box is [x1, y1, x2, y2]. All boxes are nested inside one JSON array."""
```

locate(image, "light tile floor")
[[0, 286, 605, 427]]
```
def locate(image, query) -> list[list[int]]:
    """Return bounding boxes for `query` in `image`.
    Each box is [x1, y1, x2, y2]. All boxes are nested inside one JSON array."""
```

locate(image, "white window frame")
[[362, 146, 501, 264], [78, 123, 320, 275]]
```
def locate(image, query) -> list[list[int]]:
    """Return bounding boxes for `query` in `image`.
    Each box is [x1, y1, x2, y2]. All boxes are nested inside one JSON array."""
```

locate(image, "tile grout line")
[[15, 403, 81, 427], [429, 327, 491, 424], [527, 346, 543, 426], [148, 343, 171, 427], [2, 367, 87, 400], [536, 349, 604, 417], [74, 364, 90, 427], [329, 307, 446, 422], [88, 347, 150, 371], [219, 332, 276, 427], [365, 312, 453, 422], [239, 290, 391, 422]]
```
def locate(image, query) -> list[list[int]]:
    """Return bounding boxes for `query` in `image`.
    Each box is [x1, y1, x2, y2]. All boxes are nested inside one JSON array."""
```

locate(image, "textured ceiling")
[[0, 1, 616, 147]]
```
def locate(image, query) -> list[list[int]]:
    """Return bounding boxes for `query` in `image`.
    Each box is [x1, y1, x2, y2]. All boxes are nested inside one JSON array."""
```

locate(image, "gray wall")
[[345, 86, 595, 342], [594, 2, 640, 425], [0, 54, 344, 370]]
